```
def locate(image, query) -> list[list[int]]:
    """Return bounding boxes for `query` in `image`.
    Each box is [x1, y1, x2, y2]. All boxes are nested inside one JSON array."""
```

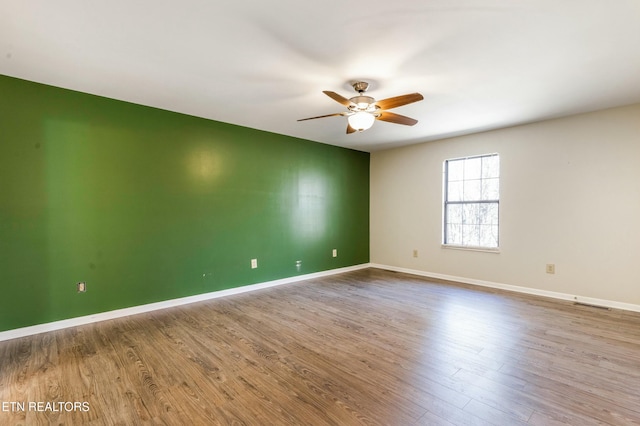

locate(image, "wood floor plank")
[[2, 268, 640, 425]]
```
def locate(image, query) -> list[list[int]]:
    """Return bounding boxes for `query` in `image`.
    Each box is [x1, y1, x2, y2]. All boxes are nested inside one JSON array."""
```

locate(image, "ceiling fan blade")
[[375, 93, 424, 110], [346, 124, 357, 134], [297, 112, 345, 121], [376, 111, 419, 126], [323, 91, 356, 108]]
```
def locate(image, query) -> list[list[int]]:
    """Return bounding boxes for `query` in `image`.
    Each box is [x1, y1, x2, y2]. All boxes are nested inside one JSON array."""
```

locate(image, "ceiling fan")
[[298, 81, 424, 134]]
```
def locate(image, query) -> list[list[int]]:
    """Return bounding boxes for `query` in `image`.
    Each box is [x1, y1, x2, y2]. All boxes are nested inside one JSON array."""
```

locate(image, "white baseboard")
[[0, 263, 371, 342], [370, 263, 640, 314], [6, 262, 637, 343]]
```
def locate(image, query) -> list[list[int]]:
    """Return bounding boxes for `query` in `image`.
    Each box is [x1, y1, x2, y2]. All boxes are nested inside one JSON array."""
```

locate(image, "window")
[[443, 153, 500, 249]]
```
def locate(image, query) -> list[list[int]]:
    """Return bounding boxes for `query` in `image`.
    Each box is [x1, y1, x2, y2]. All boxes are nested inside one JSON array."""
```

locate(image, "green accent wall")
[[0, 75, 369, 332]]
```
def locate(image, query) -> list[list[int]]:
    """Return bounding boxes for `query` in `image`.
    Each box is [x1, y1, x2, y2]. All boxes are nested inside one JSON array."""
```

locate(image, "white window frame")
[[442, 153, 500, 251]]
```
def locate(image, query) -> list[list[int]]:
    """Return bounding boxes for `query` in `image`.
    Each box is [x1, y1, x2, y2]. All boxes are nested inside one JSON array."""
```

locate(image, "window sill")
[[441, 245, 500, 254]]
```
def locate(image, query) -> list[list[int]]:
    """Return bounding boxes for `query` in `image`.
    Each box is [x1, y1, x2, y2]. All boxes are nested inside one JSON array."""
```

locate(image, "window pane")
[[464, 157, 482, 180], [462, 224, 480, 246], [482, 155, 500, 178], [479, 224, 499, 248], [448, 160, 464, 181], [482, 178, 499, 200], [446, 204, 463, 224], [448, 181, 463, 202], [477, 203, 497, 225], [463, 179, 481, 201], [446, 223, 462, 245], [478, 204, 489, 225], [487, 203, 499, 225], [462, 203, 479, 225]]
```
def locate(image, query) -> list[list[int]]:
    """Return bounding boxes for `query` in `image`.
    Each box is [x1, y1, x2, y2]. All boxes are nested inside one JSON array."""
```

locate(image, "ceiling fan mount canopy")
[[298, 80, 424, 134], [351, 81, 370, 94]]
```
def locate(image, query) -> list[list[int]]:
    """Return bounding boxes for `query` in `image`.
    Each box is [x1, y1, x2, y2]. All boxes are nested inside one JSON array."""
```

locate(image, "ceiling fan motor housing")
[[349, 95, 377, 112]]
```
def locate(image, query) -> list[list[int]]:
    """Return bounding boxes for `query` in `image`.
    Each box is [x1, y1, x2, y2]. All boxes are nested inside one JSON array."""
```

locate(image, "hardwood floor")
[[1, 268, 640, 425]]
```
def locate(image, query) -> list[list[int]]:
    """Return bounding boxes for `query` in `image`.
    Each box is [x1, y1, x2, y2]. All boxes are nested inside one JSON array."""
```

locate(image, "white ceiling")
[[1, 1, 639, 152]]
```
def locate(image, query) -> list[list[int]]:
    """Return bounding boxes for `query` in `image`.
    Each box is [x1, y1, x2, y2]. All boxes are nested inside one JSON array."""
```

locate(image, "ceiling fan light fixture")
[[347, 111, 375, 131]]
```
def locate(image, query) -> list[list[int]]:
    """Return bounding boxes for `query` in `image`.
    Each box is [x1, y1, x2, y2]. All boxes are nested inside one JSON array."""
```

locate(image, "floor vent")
[[574, 302, 610, 310]]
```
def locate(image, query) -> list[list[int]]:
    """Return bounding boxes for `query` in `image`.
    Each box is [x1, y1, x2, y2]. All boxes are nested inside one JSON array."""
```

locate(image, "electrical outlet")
[[77, 282, 87, 293], [251, 258, 258, 269], [413, 249, 418, 258], [546, 264, 555, 274], [332, 249, 337, 258]]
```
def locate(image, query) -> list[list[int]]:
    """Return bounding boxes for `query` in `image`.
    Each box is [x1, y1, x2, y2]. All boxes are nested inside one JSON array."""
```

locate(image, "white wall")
[[371, 103, 640, 305]]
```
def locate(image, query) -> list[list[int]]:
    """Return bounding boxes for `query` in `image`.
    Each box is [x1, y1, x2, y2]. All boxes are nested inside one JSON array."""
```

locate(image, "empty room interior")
[[1, 1, 640, 425]]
